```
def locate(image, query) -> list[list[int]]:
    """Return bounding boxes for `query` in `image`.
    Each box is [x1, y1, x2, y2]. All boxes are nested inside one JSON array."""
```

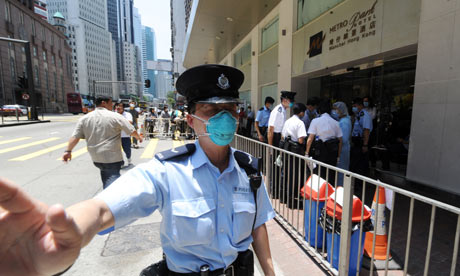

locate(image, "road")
[[0, 115, 286, 275]]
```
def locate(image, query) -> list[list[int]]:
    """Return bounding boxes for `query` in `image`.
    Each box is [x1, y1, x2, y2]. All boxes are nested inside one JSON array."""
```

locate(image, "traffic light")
[[144, 79, 151, 88]]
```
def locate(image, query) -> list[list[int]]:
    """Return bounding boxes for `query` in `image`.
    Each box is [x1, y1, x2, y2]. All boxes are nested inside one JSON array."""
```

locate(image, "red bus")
[[67, 92, 83, 114]]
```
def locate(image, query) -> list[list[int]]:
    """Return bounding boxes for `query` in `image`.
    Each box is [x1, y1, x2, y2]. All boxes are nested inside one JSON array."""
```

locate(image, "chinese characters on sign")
[[328, 0, 378, 51]]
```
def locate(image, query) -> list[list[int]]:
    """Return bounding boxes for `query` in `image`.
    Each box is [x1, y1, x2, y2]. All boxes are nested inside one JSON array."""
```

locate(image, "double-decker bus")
[[66, 92, 83, 114]]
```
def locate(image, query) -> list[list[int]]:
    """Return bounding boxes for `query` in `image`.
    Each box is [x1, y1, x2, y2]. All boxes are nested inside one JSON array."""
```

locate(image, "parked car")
[[0, 105, 27, 116]]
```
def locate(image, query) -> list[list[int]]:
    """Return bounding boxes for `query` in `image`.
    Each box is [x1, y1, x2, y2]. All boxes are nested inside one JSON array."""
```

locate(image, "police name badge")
[[217, 74, 230, 90], [233, 186, 250, 194]]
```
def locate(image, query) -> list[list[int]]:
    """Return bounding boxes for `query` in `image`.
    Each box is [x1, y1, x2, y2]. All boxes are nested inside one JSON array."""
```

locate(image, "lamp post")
[[0, 37, 37, 120]]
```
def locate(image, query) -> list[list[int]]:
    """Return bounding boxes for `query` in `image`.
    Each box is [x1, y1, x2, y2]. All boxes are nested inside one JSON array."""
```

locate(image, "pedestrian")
[[280, 103, 307, 208], [115, 102, 134, 166], [332, 101, 352, 186], [129, 101, 140, 148], [62, 96, 143, 189], [245, 106, 255, 137], [160, 105, 171, 135], [305, 99, 343, 183], [301, 97, 319, 132], [255, 96, 275, 142], [267, 91, 296, 148], [0, 64, 276, 276], [350, 97, 373, 195]]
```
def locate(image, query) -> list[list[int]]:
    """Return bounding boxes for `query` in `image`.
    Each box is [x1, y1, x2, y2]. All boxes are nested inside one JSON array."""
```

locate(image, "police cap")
[[176, 64, 244, 104], [280, 91, 296, 101]]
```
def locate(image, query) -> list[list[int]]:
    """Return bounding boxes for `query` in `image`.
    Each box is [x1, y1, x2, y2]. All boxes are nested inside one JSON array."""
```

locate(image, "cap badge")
[[217, 74, 230, 90]]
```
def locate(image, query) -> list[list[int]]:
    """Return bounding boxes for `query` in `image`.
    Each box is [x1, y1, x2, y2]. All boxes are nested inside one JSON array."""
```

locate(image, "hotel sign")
[[328, 0, 378, 51], [307, 31, 326, 58]]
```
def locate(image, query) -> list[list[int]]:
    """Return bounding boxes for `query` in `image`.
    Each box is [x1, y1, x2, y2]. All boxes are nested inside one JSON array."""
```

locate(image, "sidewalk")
[[0, 117, 50, 127]]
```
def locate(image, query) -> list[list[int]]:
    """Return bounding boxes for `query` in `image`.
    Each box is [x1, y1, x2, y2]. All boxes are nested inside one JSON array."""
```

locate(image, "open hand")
[[0, 178, 82, 276]]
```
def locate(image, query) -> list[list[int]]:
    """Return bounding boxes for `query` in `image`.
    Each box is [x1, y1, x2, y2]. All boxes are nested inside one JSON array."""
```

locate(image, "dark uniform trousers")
[[311, 138, 340, 185], [350, 136, 369, 198], [280, 138, 305, 209], [270, 132, 283, 199]]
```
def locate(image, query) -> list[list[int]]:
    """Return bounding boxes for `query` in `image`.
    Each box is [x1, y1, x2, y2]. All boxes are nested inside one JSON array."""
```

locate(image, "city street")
[[0, 115, 326, 276]]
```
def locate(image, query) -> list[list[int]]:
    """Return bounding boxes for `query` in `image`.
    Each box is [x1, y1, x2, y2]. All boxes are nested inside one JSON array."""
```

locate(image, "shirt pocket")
[[232, 201, 256, 244], [171, 198, 216, 246]]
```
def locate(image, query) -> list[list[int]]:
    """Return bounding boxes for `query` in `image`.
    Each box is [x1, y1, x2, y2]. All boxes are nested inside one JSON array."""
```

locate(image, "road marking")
[[0, 137, 32, 145], [140, 138, 158, 159], [0, 137, 60, 154], [56, 147, 88, 160], [10, 142, 68, 161]]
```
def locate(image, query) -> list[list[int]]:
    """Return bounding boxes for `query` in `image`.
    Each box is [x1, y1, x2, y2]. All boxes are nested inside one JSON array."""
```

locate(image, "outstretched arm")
[[0, 177, 114, 276]]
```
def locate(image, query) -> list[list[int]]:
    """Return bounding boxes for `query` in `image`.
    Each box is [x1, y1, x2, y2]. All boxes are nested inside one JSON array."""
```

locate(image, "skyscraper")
[[142, 26, 157, 97], [47, 0, 116, 98], [107, 0, 123, 82]]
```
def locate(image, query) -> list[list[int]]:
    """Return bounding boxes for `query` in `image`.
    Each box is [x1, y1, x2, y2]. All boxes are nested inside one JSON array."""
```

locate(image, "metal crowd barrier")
[[231, 134, 460, 276], [142, 117, 194, 140]]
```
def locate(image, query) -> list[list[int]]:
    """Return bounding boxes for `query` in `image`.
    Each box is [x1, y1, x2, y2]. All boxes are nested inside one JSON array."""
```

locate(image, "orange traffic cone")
[[364, 186, 391, 260]]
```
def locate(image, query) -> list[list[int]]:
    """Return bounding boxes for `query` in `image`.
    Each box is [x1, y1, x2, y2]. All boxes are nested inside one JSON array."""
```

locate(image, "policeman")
[[305, 99, 343, 183], [254, 96, 275, 142], [267, 91, 296, 147], [0, 64, 276, 276], [350, 97, 373, 180], [280, 103, 307, 208]]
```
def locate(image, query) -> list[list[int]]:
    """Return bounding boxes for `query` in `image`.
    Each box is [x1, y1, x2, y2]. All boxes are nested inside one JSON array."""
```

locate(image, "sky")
[[134, 0, 171, 60]]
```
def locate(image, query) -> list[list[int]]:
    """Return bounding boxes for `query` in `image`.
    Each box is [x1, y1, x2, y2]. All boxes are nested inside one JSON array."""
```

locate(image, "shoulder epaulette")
[[277, 106, 283, 113], [155, 143, 196, 162], [234, 150, 261, 176], [259, 107, 264, 111]]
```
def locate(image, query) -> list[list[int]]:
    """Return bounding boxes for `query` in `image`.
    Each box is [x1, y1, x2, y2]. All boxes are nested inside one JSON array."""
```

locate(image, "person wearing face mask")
[[305, 99, 343, 184], [350, 98, 373, 195], [301, 97, 319, 131], [332, 101, 352, 186], [267, 91, 296, 147], [254, 96, 275, 142], [0, 65, 276, 276]]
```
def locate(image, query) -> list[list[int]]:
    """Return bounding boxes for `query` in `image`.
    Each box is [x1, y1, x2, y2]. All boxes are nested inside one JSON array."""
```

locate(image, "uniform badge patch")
[[233, 186, 250, 194], [217, 74, 230, 90]]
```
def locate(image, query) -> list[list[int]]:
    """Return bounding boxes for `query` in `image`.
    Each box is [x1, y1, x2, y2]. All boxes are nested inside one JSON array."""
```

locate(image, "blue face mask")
[[331, 110, 339, 120], [352, 106, 359, 114], [363, 102, 369, 108], [193, 110, 237, 146], [289, 102, 294, 108]]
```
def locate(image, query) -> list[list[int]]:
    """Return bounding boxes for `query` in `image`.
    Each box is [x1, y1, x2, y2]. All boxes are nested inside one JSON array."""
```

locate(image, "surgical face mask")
[[352, 106, 359, 113], [363, 101, 369, 108], [192, 110, 237, 146], [130, 104, 135, 108], [289, 102, 294, 108], [331, 110, 339, 120]]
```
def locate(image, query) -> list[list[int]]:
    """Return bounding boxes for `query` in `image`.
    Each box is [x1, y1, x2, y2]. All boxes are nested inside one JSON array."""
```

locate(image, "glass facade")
[[234, 42, 251, 68], [261, 84, 278, 106], [261, 17, 279, 52], [297, 0, 343, 29]]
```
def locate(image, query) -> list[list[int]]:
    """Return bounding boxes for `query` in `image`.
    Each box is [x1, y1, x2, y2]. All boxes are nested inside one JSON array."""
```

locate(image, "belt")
[[168, 264, 235, 276]]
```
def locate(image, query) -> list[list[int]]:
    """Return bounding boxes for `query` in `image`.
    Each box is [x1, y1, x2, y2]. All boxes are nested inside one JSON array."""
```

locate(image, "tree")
[[167, 91, 176, 107]]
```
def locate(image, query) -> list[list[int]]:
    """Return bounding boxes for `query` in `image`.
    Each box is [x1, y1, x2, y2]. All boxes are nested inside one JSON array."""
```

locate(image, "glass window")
[[239, 91, 251, 108], [234, 42, 251, 67], [5, 3, 11, 22], [33, 46, 37, 57], [34, 65, 40, 86], [261, 83, 278, 106], [297, 0, 343, 29], [261, 17, 279, 52], [9, 57, 16, 81], [43, 51, 47, 61]]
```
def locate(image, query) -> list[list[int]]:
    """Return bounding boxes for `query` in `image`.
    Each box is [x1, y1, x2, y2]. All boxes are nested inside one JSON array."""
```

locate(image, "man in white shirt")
[[306, 99, 343, 184], [281, 103, 307, 208], [267, 91, 296, 147], [115, 102, 133, 165]]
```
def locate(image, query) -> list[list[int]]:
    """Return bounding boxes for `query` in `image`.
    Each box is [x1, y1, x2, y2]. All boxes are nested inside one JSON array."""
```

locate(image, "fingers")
[[0, 178, 36, 214], [46, 205, 82, 248]]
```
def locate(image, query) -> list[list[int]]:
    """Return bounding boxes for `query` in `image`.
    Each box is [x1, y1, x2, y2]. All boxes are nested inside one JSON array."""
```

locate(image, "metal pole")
[[24, 42, 37, 120], [93, 80, 96, 99], [338, 174, 353, 276]]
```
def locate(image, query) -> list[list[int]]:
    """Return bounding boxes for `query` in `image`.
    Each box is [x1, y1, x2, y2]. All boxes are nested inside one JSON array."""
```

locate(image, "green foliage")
[[167, 91, 176, 107]]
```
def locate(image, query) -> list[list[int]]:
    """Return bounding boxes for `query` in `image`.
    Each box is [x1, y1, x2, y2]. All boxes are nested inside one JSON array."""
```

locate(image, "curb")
[[0, 120, 51, 127]]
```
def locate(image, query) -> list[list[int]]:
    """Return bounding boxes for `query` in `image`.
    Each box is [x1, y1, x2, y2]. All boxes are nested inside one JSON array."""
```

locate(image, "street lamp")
[[0, 37, 37, 120]]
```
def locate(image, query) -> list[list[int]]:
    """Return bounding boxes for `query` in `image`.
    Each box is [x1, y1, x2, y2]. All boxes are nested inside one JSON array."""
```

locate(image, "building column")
[[251, 28, 260, 109], [277, 0, 295, 94]]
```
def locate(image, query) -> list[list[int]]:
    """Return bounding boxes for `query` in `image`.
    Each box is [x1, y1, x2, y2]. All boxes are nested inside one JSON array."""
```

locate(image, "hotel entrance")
[[305, 56, 416, 175]]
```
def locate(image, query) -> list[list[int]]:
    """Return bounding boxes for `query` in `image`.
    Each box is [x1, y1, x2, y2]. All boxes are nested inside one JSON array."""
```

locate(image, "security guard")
[[280, 103, 307, 208], [255, 96, 275, 142], [305, 99, 343, 183], [0, 65, 276, 276], [350, 97, 373, 180], [267, 91, 296, 147]]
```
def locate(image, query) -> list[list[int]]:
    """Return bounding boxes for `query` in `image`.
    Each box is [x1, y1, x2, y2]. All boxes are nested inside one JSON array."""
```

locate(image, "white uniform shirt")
[[121, 111, 133, 138], [268, 104, 286, 133], [307, 113, 343, 142], [281, 115, 307, 142]]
